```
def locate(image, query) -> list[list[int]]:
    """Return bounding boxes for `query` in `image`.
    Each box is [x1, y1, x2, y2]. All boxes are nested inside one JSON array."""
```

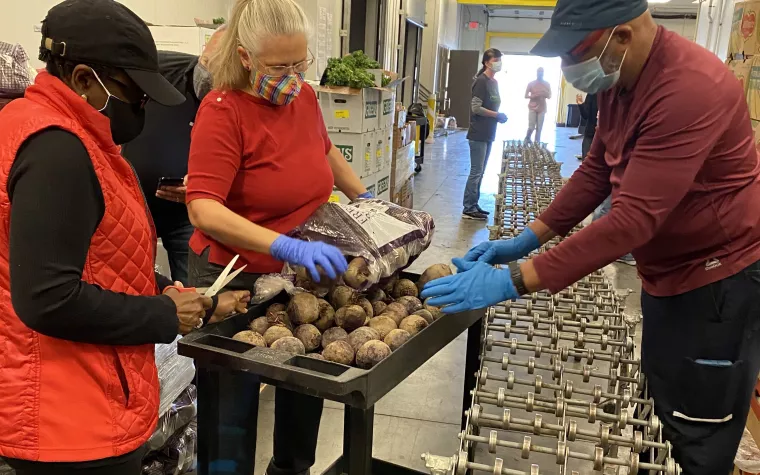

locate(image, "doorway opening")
[[495, 54, 562, 147], [480, 54, 563, 199]]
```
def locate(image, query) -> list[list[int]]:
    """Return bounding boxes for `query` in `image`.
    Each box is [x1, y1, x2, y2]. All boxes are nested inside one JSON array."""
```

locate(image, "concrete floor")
[[159, 124, 643, 475]]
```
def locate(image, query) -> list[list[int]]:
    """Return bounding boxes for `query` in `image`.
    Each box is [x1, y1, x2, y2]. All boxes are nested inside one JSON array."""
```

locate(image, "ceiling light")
[[648, 0, 671, 3]]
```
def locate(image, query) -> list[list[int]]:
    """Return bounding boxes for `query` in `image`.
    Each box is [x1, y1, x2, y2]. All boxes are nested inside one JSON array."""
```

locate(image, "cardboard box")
[[330, 132, 375, 178], [318, 88, 380, 133], [316, 72, 405, 133], [391, 175, 414, 208], [731, 2, 760, 56], [731, 59, 753, 95], [380, 91, 396, 130], [383, 129, 393, 174], [329, 174, 377, 204], [376, 172, 390, 201], [748, 59, 760, 119], [374, 130, 387, 174], [148, 25, 218, 55], [391, 143, 416, 198]]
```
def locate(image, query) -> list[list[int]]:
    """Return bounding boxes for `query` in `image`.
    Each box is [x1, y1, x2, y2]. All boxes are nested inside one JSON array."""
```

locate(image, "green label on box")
[[377, 176, 389, 194], [365, 101, 378, 119], [383, 99, 393, 116], [336, 145, 353, 162]]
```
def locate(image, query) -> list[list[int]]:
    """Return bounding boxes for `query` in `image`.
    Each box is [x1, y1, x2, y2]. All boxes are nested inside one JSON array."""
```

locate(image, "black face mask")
[[91, 70, 146, 145]]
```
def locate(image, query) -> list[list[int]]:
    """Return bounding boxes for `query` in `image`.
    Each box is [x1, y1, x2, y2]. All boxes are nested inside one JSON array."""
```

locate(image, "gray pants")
[[526, 110, 546, 144], [592, 196, 634, 261], [463, 140, 493, 213]]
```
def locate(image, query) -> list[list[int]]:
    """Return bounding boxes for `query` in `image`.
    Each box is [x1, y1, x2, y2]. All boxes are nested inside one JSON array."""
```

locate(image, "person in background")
[[0, 1, 249, 474], [185, 0, 370, 473], [525, 67, 552, 144], [463, 48, 507, 221], [576, 92, 597, 161], [423, 1, 760, 473], [0, 42, 36, 111], [122, 25, 227, 285]]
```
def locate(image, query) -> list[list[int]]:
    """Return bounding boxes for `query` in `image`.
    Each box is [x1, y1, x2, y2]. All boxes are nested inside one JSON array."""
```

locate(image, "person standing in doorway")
[[463, 48, 507, 221], [525, 67, 552, 144]]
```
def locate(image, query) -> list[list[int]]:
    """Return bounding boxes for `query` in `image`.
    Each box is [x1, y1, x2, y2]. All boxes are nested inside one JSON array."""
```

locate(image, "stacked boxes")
[[728, 6, 760, 148], [390, 109, 418, 206], [318, 72, 402, 204], [730, 2, 760, 58]]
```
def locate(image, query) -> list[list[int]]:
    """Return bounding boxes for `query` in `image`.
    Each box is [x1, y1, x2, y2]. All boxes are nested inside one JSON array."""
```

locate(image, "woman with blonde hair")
[[185, 0, 370, 473]]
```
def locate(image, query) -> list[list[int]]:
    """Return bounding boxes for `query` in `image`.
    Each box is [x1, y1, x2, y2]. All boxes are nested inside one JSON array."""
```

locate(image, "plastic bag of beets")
[[251, 199, 434, 303]]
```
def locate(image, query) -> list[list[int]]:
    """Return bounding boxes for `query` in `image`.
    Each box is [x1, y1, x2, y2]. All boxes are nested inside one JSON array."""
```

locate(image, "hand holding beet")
[[208, 290, 251, 324], [269, 235, 347, 282]]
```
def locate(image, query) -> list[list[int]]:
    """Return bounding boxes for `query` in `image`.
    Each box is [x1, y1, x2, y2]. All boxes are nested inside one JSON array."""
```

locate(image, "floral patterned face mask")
[[250, 70, 305, 106]]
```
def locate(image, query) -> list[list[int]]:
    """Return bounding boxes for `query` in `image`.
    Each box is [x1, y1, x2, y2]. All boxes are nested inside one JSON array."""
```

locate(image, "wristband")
[[509, 263, 529, 297]]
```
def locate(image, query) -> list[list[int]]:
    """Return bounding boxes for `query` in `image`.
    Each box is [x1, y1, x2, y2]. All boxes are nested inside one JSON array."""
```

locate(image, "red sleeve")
[[186, 94, 243, 204], [533, 77, 731, 293], [537, 136, 612, 236], [309, 85, 332, 155]]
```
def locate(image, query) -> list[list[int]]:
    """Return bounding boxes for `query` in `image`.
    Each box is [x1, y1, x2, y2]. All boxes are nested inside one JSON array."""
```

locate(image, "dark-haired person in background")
[[0, 1, 248, 474], [463, 48, 507, 221], [424, 0, 760, 473], [122, 25, 227, 285]]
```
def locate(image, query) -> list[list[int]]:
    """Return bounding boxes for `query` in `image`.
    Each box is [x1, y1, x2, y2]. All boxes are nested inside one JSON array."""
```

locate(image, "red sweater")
[[187, 85, 334, 273], [534, 27, 760, 297]]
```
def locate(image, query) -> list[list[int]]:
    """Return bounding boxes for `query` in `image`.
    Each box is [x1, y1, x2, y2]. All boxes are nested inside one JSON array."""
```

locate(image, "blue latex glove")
[[463, 229, 539, 265], [420, 258, 519, 314], [357, 191, 374, 199], [270, 236, 348, 282], [497, 113, 508, 124]]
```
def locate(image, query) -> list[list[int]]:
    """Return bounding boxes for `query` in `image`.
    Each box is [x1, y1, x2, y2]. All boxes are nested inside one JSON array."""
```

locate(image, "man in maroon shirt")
[[421, 0, 760, 473]]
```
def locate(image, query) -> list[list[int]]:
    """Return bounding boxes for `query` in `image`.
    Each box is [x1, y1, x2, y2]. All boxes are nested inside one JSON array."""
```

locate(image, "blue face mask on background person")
[[491, 61, 503, 73], [562, 27, 627, 94]]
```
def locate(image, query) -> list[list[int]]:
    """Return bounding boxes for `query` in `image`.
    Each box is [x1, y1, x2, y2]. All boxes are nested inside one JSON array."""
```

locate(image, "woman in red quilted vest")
[[0, 1, 250, 474]]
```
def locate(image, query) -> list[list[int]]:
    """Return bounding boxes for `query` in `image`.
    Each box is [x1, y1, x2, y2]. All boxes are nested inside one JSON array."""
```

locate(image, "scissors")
[[165, 255, 247, 328]]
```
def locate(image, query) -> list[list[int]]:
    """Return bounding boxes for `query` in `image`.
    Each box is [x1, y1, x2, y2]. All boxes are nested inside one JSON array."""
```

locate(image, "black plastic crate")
[[179, 272, 485, 409]]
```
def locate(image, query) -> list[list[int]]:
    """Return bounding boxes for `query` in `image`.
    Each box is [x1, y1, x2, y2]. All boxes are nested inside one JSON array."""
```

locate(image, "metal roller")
[[424, 141, 680, 475]]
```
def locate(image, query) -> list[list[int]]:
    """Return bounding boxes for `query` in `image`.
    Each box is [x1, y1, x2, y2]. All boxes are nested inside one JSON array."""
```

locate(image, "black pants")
[[641, 260, 760, 474], [581, 133, 594, 160], [3, 446, 145, 475], [189, 248, 324, 475], [158, 221, 194, 286]]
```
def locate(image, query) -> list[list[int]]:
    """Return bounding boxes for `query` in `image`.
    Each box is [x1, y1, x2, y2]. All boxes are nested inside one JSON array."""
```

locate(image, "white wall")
[[419, 0, 460, 95], [695, 0, 736, 60], [3, 0, 234, 68], [656, 17, 697, 41], [458, 5, 488, 54], [294, 0, 342, 81]]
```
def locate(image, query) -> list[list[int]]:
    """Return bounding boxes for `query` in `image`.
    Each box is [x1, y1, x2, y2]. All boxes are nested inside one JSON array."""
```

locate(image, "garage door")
[[488, 35, 541, 55]]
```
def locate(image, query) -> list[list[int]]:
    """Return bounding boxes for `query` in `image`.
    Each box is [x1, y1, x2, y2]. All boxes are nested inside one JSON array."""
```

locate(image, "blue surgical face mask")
[[562, 27, 627, 95], [490, 61, 503, 73]]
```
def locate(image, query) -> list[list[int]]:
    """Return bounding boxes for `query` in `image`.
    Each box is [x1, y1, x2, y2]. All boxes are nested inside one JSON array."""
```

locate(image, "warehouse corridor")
[[244, 130, 643, 474]]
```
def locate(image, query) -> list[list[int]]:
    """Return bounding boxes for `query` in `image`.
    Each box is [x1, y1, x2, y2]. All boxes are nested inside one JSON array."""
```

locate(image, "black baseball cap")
[[531, 0, 648, 57], [40, 0, 185, 106]]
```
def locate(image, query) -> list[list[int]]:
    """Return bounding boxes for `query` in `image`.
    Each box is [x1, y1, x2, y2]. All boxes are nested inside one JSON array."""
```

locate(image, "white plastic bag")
[[736, 427, 760, 472]]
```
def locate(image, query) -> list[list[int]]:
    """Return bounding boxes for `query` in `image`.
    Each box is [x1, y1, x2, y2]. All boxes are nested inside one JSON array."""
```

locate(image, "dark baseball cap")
[[531, 0, 649, 57], [40, 0, 185, 106]]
